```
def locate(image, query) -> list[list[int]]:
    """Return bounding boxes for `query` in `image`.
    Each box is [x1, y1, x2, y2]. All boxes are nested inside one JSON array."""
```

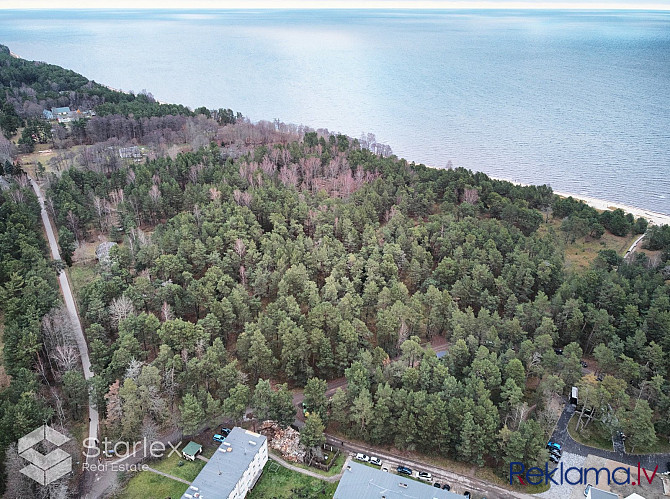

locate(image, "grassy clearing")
[[148, 450, 206, 482], [538, 218, 638, 272], [568, 414, 613, 451], [247, 461, 338, 499], [67, 262, 98, 294], [117, 470, 188, 499]]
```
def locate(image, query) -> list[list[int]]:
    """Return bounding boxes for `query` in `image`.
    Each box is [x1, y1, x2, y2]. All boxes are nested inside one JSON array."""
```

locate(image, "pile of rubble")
[[258, 420, 306, 463]]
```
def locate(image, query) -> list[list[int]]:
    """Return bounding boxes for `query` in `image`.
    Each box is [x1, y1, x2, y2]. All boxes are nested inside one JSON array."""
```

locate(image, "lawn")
[[148, 449, 206, 482], [247, 461, 338, 499], [118, 469, 189, 499], [278, 449, 346, 477], [568, 414, 613, 451]]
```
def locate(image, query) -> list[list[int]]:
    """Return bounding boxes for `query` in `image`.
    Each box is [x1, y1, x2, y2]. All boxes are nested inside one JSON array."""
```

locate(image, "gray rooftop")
[[334, 461, 466, 499], [591, 488, 619, 499], [182, 426, 266, 499]]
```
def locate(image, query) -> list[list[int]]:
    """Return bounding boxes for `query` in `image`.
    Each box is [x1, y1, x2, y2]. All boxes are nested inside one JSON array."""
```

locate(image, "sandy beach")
[[484, 174, 670, 227]]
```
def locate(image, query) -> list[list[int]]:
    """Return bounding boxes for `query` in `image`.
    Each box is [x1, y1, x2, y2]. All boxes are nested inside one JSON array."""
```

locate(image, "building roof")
[[52, 107, 71, 115], [182, 441, 202, 457], [590, 488, 619, 499], [624, 494, 646, 499], [183, 427, 267, 499], [334, 461, 464, 499]]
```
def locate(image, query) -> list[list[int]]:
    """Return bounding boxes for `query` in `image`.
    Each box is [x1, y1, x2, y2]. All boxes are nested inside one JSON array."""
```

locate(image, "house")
[[587, 486, 619, 499], [95, 241, 117, 266], [43, 109, 54, 120], [182, 441, 203, 462], [118, 146, 142, 160], [52, 107, 71, 116], [334, 461, 464, 499], [182, 427, 268, 499]]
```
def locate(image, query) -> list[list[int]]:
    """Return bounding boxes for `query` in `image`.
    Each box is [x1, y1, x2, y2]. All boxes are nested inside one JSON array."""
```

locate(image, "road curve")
[[30, 178, 100, 496]]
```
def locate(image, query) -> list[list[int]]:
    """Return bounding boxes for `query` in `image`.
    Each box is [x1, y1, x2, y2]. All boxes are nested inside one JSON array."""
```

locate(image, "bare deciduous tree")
[[109, 295, 136, 328]]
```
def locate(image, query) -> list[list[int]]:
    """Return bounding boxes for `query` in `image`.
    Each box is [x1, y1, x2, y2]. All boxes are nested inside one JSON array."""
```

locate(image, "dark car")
[[397, 465, 412, 476], [596, 373, 604, 382], [220, 427, 231, 437], [554, 348, 563, 355], [434, 482, 442, 488], [464, 492, 471, 499], [580, 361, 588, 368], [442, 483, 451, 490]]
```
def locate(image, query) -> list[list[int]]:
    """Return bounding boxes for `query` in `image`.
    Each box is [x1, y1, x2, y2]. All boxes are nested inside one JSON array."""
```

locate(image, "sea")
[[1, 9, 669, 214]]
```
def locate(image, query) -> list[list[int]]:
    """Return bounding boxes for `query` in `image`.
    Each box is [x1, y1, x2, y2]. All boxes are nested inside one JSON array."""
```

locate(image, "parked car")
[[417, 471, 432, 481], [381, 466, 388, 472], [220, 427, 231, 437], [554, 348, 563, 355], [369, 456, 382, 466], [547, 441, 562, 451], [434, 482, 442, 488], [397, 465, 412, 475], [355, 453, 370, 462], [464, 492, 471, 498], [584, 484, 592, 496], [549, 453, 560, 464], [442, 483, 450, 490], [550, 446, 562, 457], [596, 373, 604, 382], [213, 434, 226, 443]]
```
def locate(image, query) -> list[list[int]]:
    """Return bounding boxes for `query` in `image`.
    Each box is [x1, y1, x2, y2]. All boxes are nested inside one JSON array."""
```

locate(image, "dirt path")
[[30, 177, 101, 496], [144, 467, 191, 486], [269, 453, 348, 483]]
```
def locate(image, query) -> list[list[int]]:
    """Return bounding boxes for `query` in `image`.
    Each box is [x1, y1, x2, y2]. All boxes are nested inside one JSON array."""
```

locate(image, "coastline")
[[422, 166, 670, 227], [487, 174, 670, 227]]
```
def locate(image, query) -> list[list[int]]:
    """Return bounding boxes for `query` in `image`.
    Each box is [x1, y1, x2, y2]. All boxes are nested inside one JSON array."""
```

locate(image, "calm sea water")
[[2, 9, 669, 213]]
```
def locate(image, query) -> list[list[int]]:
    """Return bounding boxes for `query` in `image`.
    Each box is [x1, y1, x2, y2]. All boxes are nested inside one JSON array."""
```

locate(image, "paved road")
[[550, 403, 670, 470], [30, 178, 101, 496]]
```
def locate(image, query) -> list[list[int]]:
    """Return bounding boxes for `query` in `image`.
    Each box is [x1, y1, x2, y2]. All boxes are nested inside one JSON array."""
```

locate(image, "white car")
[[370, 456, 382, 466], [417, 471, 432, 481], [355, 453, 370, 462]]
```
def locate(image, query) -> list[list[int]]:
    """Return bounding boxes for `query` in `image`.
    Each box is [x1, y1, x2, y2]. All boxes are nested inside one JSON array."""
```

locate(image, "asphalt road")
[[30, 178, 101, 497]]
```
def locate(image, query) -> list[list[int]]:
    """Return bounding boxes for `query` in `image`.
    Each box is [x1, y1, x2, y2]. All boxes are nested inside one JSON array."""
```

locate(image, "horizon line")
[[4, 2, 670, 11]]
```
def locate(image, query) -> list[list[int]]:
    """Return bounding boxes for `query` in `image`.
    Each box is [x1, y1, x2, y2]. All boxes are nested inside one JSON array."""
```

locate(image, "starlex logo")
[[18, 425, 72, 486], [510, 462, 660, 487]]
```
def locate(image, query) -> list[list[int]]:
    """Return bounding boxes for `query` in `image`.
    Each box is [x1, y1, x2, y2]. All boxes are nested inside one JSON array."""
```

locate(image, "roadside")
[[29, 176, 101, 497]]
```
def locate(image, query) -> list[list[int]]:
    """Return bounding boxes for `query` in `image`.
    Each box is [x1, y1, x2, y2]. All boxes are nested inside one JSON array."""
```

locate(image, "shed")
[[182, 441, 202, 461]]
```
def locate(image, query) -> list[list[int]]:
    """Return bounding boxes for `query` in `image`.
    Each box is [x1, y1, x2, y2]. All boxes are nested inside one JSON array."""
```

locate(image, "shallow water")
[[2, 9, 669, 213]]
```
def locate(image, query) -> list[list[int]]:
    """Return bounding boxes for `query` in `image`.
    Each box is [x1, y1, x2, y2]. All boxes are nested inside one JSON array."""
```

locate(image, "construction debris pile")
[[258, 420, 306, 463]]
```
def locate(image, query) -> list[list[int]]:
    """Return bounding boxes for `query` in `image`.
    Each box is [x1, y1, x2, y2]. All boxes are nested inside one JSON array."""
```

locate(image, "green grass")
[[118, 470, 189, 499], [568, 414, 613, 451], [247, 461, 338, 499], [148, 449, 206, 482], [67, 262, 98, 294], [277, 449, 346, 477]]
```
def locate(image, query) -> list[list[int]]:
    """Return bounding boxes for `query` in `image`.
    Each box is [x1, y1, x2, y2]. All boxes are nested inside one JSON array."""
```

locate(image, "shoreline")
[[422, 165, 670, 226], [487, 174, 670, 226]]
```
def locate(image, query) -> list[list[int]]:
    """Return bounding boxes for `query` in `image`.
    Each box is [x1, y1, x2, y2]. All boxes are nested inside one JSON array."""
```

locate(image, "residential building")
[[51, 106, 71, 116], [587, 486, 619, 499], [182, 427, 268, 499], [42, 109, 54, 120], [334, 461, 465, 499]]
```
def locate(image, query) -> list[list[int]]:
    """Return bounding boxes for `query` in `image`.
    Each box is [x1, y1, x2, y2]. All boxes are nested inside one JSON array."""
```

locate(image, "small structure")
[[570, 386, 578, 405], [43, 109, 54, 120], [182, 427, 267, 499], [182, 441, 202, 462], [95, 241, 117, 266], [334, 461, 463, 499], [119, 146, 142, 160]]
